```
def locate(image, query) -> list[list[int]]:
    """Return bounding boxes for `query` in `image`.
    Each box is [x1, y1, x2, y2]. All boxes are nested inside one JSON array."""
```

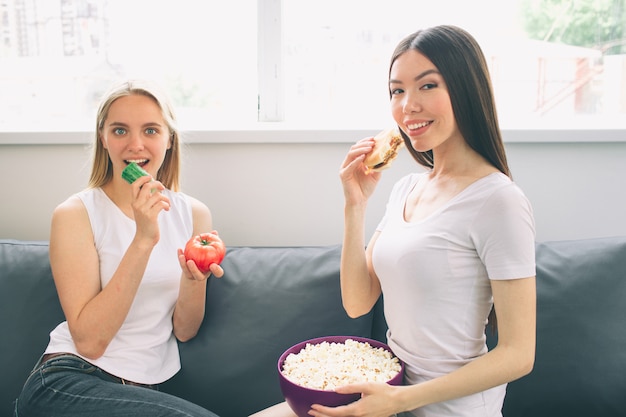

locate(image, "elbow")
[[175, 330, 197, 343], [518, 354, 535, 378], [74, 340, 108, 360], [342, 301, 372, 319], [342, 293, 380, 318], [492, 343, 535, 381], [68, 322, 110, 360], [512, 359, 534, 382], [344, 309, 364, 319], [172, 318, 201, 343], [519, 341, 536, 377], [511, 348, 535, 380]]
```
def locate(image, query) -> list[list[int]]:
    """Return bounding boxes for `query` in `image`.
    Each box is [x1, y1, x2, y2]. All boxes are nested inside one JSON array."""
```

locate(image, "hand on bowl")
[[277, 336, 404, 417]]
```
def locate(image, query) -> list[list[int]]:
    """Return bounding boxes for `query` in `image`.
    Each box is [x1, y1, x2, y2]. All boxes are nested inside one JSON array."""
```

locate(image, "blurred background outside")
[[1, 0, 625, 133]]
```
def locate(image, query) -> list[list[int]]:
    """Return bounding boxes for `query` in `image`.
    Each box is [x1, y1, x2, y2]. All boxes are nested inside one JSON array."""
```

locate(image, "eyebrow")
[[389, 68, 440, 85], [107, 121, 163, 128]]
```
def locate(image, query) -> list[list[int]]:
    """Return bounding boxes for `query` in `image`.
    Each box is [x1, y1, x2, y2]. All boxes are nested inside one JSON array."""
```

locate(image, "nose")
[[403, 90, 422, 114], [127, 131, 145, 151]]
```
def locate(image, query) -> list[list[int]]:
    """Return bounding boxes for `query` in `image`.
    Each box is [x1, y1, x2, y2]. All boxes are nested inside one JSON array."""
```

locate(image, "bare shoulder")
[[187, 195, 211, 219], [50, 193, 94, 248], [52, 194, 89, 225], [187, 195, 213, 233], [49, 193, 98, 280]]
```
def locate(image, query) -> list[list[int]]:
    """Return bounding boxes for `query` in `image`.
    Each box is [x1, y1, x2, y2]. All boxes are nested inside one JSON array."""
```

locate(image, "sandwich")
[[363, 127, 404, 173]]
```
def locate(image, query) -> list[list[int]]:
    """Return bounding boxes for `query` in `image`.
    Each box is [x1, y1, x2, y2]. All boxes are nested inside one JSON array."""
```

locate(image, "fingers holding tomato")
[[206, 262, 224, 278], [178, 249, 224, 280], [182, 231, 226, 278]]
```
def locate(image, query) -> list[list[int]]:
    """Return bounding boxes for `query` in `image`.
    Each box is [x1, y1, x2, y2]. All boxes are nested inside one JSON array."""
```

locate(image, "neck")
[[100, 179, 133, 210], [430, 141, 489, 179]]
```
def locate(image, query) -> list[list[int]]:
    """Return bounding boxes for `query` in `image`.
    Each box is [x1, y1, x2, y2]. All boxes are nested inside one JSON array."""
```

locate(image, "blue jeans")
[[14, 354, 220, 417]]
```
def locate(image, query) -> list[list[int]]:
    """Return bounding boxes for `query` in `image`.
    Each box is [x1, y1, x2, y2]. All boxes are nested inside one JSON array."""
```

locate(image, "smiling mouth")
[[406, 121, 432, 130], [124, 159, 148, 167]]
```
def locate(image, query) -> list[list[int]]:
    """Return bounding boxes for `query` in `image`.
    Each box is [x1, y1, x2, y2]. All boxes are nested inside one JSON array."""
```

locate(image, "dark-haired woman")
[[253, 25, 535, 417], [328, 25, 536, 417]]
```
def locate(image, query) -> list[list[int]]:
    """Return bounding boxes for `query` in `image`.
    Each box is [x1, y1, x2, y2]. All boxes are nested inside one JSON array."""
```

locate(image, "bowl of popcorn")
[[278, 335, 404, 417]]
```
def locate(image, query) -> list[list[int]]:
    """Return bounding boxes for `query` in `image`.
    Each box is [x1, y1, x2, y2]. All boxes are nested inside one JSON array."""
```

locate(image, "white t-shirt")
[[45, 187, 193, 384], [373, 172, 535, 417]]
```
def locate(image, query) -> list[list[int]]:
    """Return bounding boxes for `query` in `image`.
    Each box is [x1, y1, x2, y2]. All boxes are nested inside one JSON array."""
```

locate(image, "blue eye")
[[146, 128, 157, 135], [113, 127, 126, 135]]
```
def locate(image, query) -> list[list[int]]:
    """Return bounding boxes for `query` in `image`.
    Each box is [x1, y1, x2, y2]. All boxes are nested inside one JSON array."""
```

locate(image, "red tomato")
[[183, 231, 226, 273]]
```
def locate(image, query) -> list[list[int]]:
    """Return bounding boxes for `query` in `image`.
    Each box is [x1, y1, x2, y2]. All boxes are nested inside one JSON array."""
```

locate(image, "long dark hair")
[[390, 26, 506, 332], [389, 25, 510, 179]]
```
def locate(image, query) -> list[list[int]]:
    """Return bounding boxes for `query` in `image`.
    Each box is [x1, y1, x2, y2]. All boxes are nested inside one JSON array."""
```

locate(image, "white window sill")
[[1, 126, 624, 145]]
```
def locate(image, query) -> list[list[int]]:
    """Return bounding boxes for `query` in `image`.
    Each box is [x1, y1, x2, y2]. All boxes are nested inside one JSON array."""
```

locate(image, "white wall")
[[1, 132, 625, 246]]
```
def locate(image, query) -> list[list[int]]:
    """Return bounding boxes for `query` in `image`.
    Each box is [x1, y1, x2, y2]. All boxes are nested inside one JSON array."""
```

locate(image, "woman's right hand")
[[339, 137, 382, 205], [130, 175, 170, 246]]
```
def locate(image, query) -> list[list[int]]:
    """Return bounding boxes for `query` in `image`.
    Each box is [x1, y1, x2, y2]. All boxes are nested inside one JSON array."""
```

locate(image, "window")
[[1, 0, 625, 136], [0, 0, 258, 131]]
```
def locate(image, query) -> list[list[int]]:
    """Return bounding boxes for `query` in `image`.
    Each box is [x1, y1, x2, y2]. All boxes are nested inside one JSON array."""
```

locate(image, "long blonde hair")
[[88, 80, 182, 191]]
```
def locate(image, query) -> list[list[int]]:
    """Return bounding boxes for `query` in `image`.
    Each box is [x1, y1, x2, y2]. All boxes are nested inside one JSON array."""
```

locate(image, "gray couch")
[[2, 237, 626, 417]]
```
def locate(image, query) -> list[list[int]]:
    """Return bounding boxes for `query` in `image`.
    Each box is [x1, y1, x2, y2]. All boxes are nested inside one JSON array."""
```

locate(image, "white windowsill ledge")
[[0, 127, 624, 145]]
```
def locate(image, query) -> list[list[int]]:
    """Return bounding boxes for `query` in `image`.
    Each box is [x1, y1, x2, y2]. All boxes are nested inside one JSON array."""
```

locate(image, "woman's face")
[[100, 94, 171, 179], [389, 49, 461, 153]]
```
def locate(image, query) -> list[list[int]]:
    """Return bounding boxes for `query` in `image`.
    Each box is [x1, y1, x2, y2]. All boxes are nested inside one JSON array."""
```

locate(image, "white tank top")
[[45, 187, 193, 384]]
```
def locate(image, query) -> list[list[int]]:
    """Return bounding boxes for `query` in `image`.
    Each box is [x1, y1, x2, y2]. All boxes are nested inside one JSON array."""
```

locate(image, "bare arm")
[[339, 137, 384, 317], [51, 177, 170, 359], [340, 212, 382, 318], [172, 196, 222, 342]]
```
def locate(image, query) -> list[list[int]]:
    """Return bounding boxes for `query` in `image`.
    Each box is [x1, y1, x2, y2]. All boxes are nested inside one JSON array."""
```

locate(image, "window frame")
[[258, 0, 284, 122]]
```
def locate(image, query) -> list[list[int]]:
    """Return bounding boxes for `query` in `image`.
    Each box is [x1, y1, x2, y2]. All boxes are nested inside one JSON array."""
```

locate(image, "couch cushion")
[[0, 240, 65, 417], [160, 245, 375, 416], [502, 237, 626, 417]]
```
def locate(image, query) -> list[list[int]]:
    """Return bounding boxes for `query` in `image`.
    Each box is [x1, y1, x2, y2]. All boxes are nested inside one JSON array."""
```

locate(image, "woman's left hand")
[[309, 382, 401, 417], [177, 248, 224, 281]]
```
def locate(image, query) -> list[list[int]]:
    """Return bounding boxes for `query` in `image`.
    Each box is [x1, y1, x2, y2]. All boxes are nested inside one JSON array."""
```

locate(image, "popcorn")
[[281, 338, 402, 391]]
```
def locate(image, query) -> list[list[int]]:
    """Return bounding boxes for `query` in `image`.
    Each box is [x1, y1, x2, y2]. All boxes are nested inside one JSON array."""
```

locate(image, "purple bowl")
[[277, 335, 404, 417]]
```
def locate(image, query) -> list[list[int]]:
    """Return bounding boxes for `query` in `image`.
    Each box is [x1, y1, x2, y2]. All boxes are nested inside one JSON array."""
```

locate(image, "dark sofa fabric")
[[501, 237, 626, 417], [161, 245, 376, 416], [1, 237, 626, 417], [0, 241, 375, 417]]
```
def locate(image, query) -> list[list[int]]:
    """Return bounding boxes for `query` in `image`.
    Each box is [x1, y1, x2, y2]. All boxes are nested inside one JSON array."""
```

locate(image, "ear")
[[99, 131, 107, 149]]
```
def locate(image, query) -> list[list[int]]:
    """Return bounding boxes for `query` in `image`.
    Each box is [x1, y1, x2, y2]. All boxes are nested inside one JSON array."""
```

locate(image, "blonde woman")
[[15, 80, 222, 417]]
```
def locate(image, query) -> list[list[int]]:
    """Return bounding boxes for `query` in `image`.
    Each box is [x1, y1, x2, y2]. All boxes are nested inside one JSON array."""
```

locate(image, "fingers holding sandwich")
[[363, 127, 404, 174], [340, 137, 382, 204], [340, 127, 404, 205], [341, 137, 376, 170]]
